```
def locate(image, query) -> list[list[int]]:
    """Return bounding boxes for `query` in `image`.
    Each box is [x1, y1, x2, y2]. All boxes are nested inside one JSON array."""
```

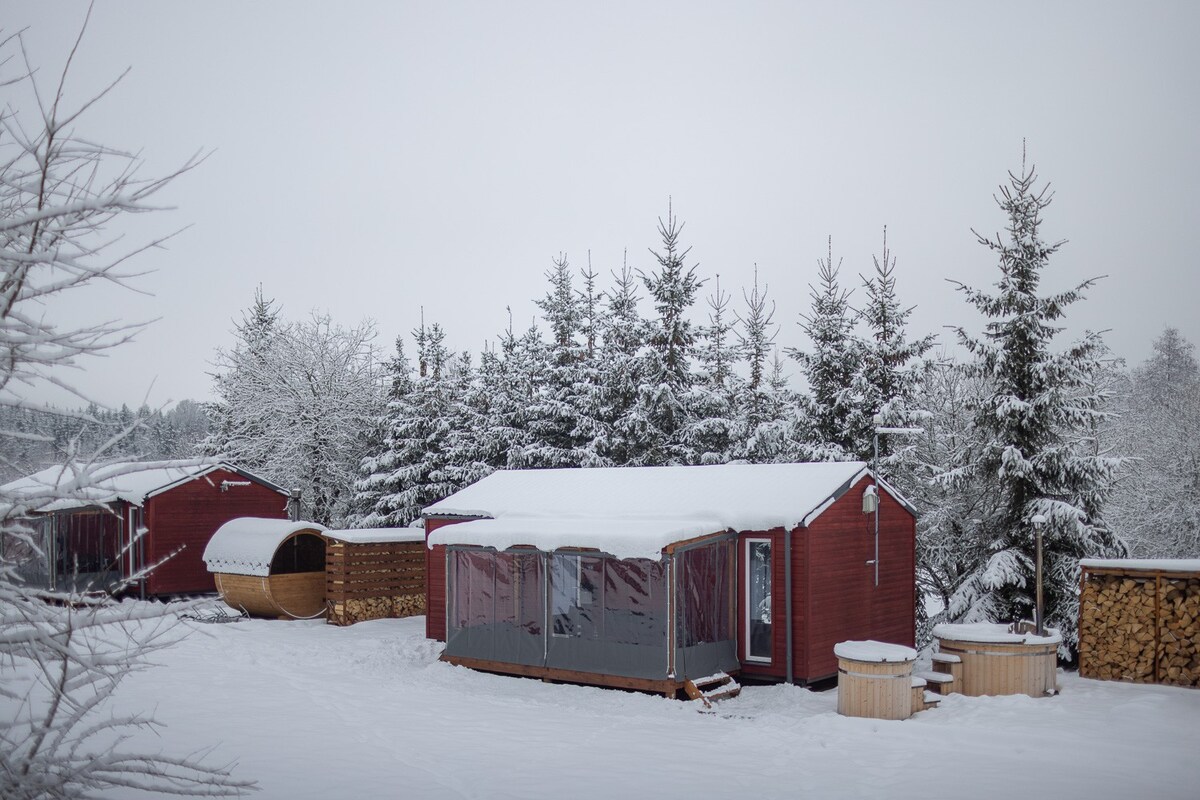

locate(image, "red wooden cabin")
[[3, 460, 290, 596], [422, 462, 916, 688]]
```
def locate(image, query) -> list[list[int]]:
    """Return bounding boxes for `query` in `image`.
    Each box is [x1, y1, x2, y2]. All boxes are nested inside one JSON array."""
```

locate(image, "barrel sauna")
[[203, 518, 328, 619]]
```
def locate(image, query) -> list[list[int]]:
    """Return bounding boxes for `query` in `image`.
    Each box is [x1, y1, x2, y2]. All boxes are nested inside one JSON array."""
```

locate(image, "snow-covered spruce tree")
[[1104, 328, 1200, 558], [951, 154, 1124, 655], [349, 336, 416, 528], [684, 275, 741, 464], [849, 228, 936, 472], [634, 201, 704, 465], [596, 257, 650, 466], [572, 256, 612, 467], [908, 357, 1003, 646], [203, 285, 279, 462], [439, 350, 493, 491], [0, 14, 253, 798], [477, 313, 538, 469], [788, 238, 860, 459], [360, 319, 469, 526], [733, 268, 802, 463], [521, 254, 595, 468], [204, 300, 384, 526]]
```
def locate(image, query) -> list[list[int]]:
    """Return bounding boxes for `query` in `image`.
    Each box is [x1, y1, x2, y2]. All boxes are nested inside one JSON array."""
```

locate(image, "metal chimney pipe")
[[1032, 514, 1047, 635]]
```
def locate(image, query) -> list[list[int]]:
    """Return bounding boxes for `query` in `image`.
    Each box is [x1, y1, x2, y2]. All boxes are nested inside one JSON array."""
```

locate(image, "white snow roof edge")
[[422, 463, 916, 529], [1080, 558, 1200, 573], [144, 462, 290, 502], [799, 467, 916, 527]]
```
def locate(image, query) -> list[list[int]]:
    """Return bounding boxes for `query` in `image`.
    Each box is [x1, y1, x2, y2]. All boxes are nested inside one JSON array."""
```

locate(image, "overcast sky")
[[8, 1, 1199, 410]]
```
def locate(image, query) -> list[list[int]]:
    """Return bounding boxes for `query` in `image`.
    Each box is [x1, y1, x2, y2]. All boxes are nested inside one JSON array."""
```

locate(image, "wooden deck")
[[440, 654, 685, 697]]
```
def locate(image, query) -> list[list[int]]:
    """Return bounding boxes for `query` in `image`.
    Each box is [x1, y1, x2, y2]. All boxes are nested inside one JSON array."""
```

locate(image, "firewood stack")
[[1080, 575, 1157, 682], [329, 593, 426, 626], [325, 538, 427, 626], [1079, 563, 1200, 688], [1159, 578, 1200, 687]]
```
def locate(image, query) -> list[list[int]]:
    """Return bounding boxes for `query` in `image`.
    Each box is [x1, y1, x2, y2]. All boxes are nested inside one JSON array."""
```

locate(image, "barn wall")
[[424, 516, 473, 641], [803, 481, 915, 680], [144, 469, 289, 595]]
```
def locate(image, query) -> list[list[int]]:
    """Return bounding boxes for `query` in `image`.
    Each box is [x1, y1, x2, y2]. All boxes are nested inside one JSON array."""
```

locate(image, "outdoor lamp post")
[[1032, 513, 1047, 635]]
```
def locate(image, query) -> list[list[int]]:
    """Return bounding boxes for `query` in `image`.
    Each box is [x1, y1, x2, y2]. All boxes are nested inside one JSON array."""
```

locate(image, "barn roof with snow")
[[2, 459, 288, 514], [423, 461, 913, 560]]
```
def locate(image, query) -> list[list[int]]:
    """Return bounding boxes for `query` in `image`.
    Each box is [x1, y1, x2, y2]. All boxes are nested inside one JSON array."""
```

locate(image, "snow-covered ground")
[[82, 612, 1200, 799]]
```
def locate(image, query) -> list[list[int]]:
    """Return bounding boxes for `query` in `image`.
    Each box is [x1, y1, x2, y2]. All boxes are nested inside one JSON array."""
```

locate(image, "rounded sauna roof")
[[203, 517, 327, 577]]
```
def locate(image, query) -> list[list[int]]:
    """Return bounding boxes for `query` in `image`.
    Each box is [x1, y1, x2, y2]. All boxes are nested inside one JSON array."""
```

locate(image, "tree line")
[[195, 168, 1199, 656], [10, 168, 1198, 657]]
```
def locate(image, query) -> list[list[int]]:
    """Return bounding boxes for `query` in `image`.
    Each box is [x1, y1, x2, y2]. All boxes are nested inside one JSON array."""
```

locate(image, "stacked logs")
[[1159, 578, 1200, 687], [330, 593, 426, 626], [325, 539, 426, 626], [1079, 568, 1200, 688], [1080, 575, 1157, 682]]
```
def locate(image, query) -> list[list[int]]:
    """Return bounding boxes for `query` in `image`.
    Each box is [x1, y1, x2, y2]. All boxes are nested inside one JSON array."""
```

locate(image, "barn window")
[[745, 538, 772, 662]]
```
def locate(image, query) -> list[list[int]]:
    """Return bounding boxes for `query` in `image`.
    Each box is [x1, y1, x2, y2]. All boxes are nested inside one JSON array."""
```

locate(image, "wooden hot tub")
[[933, 623, 1060, 697], [835, 640, 918, 720]]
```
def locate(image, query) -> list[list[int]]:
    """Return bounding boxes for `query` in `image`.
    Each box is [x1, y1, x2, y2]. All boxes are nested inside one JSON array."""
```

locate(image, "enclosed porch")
[[441, 533, 737, 695]]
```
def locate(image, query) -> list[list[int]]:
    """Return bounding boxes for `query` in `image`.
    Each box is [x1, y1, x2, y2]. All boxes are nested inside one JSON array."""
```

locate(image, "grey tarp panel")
[[674, 538, 739, 679], [446, 549, 543, 667], [544, 555, 668, 680]]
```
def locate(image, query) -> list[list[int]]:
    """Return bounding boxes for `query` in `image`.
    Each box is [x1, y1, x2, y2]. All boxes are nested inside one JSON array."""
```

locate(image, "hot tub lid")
[[834, 640, 918, 663], [933, 622, 1062, 646]]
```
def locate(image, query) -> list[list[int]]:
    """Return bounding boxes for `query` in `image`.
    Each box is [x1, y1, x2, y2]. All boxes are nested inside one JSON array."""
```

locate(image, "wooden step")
[[683, 672, 741, 709], [915, 670, 956, 695], [910, 677, 927, 715], [931, 652, 963, 685]]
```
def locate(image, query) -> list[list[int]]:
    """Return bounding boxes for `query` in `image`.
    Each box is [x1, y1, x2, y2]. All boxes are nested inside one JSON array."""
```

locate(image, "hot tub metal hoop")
[[944, 647, 1053, 658], [837, 667, 911, 680]]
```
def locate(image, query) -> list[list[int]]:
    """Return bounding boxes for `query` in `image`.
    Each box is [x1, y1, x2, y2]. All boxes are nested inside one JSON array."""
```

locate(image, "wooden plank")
[[1081, 566, 1200, 580], [326, 583, 426, 598], [327, 551, 425, 564], [441, 654, 680, 696], [663, 530, 730, 556], [327, 575, 426, 589]]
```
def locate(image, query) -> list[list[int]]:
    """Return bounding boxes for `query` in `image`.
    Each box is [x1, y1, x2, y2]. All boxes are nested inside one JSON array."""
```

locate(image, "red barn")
[[2, 460, 290, 596], [422, 462, 916, 692]]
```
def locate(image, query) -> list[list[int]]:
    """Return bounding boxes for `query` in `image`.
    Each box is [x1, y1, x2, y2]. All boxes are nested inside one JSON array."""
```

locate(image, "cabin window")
[[549, 554, 603, 638], [745, 538, 772, 662], [550, 554, 582, 636]]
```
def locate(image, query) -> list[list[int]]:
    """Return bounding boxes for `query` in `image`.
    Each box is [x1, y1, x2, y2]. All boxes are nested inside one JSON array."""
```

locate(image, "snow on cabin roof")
[[424, 462, 906, 559], [1079, 558, 1200, 573], [431, 516, 728, 562], [323, 528, 425, 544], [1, 459, 288, 513], [203, 517, 326, 577]]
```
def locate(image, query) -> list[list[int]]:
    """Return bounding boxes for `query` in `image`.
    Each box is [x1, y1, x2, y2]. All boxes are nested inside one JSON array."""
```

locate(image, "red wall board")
[[144, 469, 288, 595]]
